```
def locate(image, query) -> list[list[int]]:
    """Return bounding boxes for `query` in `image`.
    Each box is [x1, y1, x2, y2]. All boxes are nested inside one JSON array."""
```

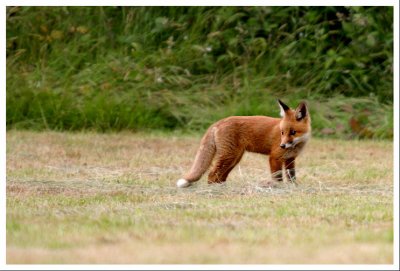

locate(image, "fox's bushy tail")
[[176, 126, 216, 187]]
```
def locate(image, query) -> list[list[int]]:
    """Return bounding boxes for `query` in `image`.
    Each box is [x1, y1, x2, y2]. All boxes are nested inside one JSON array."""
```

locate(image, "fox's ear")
[[278, 99, 290, 117], [295, 102, 308, 121]]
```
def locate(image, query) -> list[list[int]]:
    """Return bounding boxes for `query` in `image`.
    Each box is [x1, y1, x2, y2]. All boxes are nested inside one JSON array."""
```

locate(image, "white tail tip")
[[176, 178, 191, 188]]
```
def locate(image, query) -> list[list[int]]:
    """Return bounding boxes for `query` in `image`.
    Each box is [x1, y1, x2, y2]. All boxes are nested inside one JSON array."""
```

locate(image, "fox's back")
[[212, 116, 281, 154]]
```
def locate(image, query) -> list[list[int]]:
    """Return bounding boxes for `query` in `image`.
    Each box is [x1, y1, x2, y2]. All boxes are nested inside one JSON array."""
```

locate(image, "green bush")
[[6, 7, 393, 138]]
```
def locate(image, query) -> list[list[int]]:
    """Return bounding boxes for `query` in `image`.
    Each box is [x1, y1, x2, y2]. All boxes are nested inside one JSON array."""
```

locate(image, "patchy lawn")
[[6, 131, 393, 264]]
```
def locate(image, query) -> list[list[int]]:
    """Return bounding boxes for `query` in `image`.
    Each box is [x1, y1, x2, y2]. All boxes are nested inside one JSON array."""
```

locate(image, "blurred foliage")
[[6, 6, 393, 138]]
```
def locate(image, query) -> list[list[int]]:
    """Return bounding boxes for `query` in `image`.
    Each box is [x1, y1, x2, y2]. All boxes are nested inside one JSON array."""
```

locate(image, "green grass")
[[6, 7, 393, 138], [6, 131, 393, 264]]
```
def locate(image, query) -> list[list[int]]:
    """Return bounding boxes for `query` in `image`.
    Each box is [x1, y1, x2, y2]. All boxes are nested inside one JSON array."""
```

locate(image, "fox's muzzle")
[[280, 142, 293, 149]]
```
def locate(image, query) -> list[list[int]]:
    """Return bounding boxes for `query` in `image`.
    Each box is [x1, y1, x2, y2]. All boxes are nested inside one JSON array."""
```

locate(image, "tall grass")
[[6, 7, 393, 138]]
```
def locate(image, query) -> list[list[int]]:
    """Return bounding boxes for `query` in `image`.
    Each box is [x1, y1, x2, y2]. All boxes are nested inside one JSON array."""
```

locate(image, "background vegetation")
[[6, 6, 394, 138]]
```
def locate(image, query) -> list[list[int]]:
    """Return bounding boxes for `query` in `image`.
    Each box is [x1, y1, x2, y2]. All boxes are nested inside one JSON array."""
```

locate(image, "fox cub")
[[177, 100, 311, 188]]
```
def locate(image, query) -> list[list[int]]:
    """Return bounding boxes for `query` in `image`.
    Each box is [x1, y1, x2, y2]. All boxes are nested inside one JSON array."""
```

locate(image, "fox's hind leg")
[[208, 149, 244, 184]]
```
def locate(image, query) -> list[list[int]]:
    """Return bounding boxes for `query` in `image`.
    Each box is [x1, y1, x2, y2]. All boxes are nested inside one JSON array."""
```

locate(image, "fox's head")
[[278, 99, 311, 149]]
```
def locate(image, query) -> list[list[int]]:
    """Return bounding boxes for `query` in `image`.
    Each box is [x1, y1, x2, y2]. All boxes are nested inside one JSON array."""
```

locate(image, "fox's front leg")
[[284, 158, 297, 185], [269, 156, 283, 182]]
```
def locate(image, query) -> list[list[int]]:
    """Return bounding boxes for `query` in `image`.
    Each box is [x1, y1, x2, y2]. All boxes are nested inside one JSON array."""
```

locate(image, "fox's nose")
[[280, 144, 286, 149]]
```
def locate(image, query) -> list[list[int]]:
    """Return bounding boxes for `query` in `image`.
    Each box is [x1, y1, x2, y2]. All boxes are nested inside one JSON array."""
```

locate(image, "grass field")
[[6, 130, 393, 264]]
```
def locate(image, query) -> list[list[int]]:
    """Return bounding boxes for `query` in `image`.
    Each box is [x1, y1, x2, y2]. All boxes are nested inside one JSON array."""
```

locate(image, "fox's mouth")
[[280, 143, 294, 149], [281, 133, 311, 149]]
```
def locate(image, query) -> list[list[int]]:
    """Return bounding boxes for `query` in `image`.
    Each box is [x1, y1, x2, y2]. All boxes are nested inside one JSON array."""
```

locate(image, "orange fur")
[[179, 100, 311, 186]]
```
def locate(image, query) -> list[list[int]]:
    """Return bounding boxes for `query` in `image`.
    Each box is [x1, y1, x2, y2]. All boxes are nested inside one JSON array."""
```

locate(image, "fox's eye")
[[290, 130, 296, 135], [281, 131, 283, 135]]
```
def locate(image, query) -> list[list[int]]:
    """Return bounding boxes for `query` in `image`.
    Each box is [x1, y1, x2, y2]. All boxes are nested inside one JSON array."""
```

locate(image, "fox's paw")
[[176, 178, 191, 188]]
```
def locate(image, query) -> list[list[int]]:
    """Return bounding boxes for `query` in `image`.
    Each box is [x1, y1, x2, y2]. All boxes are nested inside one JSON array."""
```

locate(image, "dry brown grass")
[[6, 130, 394, 264]]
